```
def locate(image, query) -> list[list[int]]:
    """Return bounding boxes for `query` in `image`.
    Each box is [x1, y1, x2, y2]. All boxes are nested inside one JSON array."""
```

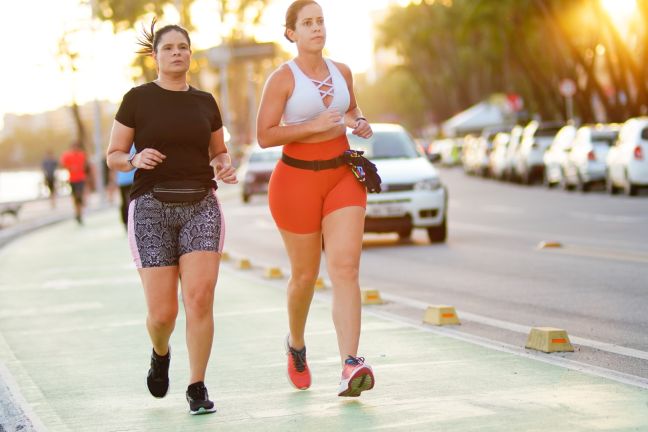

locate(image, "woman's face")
[[290, 3, 326, 50], [153, 30, 191, 75]]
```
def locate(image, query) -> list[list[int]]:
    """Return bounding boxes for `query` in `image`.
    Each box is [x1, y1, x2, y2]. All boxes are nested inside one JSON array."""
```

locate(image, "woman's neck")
[[154, 74, 189, 91], [295, 52, 326, 75]]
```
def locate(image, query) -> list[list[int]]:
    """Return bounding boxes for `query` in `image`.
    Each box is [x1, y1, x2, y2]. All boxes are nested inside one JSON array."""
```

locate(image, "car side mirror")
[[428, 153, 441, 163], [641, 128, 648, 140]]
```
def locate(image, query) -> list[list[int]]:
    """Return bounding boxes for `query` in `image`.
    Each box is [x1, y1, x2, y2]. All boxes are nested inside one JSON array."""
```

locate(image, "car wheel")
[[397, 228, 412, 240], [606, 174, 618, 195], [624, 176, 638, 196], [427, 215, 447, 243], [577, 174, 590, 192], [543, 170, 554, 188]]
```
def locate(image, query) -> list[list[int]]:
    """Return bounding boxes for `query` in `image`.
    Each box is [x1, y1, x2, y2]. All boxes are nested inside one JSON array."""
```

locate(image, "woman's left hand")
[[352, 119, 373, 139], [212, 154, 239, 184]]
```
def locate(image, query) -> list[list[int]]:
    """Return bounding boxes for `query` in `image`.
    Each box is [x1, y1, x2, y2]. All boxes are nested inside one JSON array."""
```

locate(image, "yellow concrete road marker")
[[537, 241, 563, 249], [237, 258, 252, 270], [423, 305, 461, 325], [525, 327, 574, 353], [314, 277, 326, 291], [361, 289, 384, 305], [264, 267, 284, 279]]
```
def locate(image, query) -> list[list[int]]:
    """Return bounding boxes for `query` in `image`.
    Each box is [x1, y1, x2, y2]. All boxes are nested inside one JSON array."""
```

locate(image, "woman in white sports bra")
[[257, 0, 375, 397]]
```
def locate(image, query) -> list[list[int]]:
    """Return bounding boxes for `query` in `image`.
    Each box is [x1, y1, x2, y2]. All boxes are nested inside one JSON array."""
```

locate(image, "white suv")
[[606, 117, 648, 196], [347, 124, 448, 243]]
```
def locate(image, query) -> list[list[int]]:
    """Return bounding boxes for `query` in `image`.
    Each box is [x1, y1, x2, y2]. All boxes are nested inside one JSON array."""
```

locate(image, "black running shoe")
[[146, 347, 170, 398], [186, 381, 217, 415]]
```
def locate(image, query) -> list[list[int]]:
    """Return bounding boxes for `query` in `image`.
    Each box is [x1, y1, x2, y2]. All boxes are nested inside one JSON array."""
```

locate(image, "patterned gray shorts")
[[127, 190, 225, 268]]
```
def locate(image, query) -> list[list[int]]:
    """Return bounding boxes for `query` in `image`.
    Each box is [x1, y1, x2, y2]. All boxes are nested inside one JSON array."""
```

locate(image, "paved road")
[[222, 167, 648, 380]]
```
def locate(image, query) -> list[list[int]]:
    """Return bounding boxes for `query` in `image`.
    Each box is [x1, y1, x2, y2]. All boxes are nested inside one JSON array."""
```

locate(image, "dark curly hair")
[[284, 0, 319, 43], [136, 18, 191, 55]]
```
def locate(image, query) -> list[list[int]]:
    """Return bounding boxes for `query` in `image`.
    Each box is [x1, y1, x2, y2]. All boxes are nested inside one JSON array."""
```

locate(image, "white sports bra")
[[282, 58, 350, 125]]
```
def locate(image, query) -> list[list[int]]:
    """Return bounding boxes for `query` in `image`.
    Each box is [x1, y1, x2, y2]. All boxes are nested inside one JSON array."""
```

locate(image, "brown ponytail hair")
[[284, 0, 318, 43], [136, 17, 191, 55]]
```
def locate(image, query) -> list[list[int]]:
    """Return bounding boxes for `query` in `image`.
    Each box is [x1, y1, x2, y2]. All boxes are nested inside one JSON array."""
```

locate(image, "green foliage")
[[376, 0, 648, 125]]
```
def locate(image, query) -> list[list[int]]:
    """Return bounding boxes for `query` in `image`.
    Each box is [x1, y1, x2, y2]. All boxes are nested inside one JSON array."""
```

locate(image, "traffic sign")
[[560, 79, 577, 97]]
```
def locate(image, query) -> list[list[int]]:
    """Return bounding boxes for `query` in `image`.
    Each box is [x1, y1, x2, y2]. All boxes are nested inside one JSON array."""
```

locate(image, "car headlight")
[[414, 177, 441, 191]]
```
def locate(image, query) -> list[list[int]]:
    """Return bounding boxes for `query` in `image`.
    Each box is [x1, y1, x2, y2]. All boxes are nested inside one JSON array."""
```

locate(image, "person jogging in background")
[[42, 149, 58, 208], [115, 145, 135, 228], [256, 0, 375, 397], [106, 19, 237, 415], [59, 141, 87, 224]]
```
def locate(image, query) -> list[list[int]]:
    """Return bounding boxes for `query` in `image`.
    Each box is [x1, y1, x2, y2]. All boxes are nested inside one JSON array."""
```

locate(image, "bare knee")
[[148, 306, 178, 329], [183, 287, 214, 317], [328, 261, 359, 285], [289, 271, 319, 292]]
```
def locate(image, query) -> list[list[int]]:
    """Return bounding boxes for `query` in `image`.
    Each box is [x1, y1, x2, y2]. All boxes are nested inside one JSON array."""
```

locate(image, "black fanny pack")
[[281, 150, 381, 193], [152, 180, 210, 203]]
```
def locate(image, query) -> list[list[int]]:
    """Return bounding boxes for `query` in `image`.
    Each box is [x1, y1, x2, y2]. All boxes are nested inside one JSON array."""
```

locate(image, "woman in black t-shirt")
[[106, 20, 237, 415]]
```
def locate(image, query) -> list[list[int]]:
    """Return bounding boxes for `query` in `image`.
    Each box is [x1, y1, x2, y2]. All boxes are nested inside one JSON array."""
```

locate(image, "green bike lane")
[[1, 210, 647, 431]]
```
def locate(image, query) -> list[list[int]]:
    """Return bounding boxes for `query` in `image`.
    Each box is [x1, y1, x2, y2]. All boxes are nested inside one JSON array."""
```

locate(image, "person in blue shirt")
[[116, 146, 136, 227]]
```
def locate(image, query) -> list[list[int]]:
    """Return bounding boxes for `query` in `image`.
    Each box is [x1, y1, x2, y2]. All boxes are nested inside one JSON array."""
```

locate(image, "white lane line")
[[380, 292, 648, 362], [480, 205, 525, 215], [366, 308, 648, 390], [0, 302, 103, 319], [569, 211, 648, 224]]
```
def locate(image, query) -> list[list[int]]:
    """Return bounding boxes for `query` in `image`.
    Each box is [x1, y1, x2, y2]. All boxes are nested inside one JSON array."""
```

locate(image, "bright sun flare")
[[600, 0, 638, 24]]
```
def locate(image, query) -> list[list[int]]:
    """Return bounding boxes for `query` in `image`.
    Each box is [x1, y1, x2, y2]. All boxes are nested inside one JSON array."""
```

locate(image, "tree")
[[376, 0, 648, 127]]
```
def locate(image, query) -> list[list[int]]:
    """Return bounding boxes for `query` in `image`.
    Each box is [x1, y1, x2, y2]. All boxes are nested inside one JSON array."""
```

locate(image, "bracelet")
[[355, 117, 367, 123]]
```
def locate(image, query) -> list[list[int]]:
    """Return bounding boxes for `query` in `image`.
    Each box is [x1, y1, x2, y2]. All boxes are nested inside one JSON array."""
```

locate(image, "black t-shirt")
[[115, 82, 223, 200]]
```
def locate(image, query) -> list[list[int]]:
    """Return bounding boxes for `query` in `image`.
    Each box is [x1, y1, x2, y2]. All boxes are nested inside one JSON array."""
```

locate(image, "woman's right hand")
[[310, 108, 343, 134], [132, 148, 166, 170]]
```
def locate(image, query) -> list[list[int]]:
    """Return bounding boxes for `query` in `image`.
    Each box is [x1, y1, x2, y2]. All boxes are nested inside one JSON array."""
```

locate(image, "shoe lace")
[[288, 346, 307, 373], [151, 355, 169, 379], [188, 382, 208, 400], [345, 355, 365, 366]]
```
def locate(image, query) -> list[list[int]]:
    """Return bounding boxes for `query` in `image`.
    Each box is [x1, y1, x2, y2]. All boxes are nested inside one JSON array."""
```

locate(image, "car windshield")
[[591, 132, 618, 147], [346, 130, 421, 159], [249, 150, 281, 163]]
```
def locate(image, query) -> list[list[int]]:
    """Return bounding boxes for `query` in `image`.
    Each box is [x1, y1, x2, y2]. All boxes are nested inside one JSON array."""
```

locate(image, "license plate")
[[367, 204, 406, 217]]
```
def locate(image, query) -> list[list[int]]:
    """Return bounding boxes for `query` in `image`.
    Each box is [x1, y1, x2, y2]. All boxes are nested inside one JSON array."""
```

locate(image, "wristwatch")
[[127, 153, 137, 168]]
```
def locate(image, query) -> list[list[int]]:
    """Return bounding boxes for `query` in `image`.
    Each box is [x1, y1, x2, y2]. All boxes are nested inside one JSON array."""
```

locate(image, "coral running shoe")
[[285, 334, 311, 390], [337, 356, 374, 397]]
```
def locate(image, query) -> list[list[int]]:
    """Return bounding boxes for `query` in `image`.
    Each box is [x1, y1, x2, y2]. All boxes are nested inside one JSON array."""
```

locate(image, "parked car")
[[427, 138, 460, 166], [346, 124, 448, 242], [488, 131, 511, 180], [606, 117, 648, 196], [565, 124, 620, 191], [238, 145, 282, 203], [516, 121, 563, 184], [502, 125, 524, 181], [543, 124, 577, 188]]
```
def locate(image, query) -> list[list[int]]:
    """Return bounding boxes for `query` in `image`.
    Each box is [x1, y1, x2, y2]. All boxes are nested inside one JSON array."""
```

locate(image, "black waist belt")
[[281, 153, 344, 171]]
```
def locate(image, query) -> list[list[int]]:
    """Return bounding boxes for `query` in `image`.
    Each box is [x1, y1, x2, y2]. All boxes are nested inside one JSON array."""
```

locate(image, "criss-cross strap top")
[[282, 58, 350, 126]]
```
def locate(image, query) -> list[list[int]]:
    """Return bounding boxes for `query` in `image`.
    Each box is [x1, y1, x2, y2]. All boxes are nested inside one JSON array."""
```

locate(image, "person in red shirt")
[[60, 141, 87, 224]]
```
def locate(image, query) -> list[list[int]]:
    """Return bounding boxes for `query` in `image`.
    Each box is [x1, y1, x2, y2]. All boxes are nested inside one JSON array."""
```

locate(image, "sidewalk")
[[0, 194, 107, 249], [1, 210, 647, 431]]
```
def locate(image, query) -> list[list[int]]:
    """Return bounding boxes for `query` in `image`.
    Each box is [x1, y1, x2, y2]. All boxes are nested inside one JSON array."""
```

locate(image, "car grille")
[[382, 183, 415, 192]]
